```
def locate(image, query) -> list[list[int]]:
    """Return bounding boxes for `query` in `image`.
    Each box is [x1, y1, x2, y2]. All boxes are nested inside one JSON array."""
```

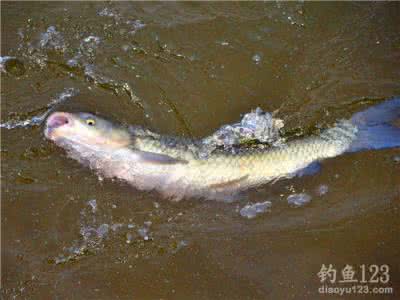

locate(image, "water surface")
[[1, 2, 399, 299]]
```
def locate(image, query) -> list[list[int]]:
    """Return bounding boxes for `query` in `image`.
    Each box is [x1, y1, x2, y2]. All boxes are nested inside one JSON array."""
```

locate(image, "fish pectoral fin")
[[209, 175, 249, 189], [135, 150, 188, 165]]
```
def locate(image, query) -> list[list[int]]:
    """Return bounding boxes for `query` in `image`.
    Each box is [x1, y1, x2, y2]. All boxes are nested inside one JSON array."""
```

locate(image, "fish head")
[[44, 111, 131, 150]]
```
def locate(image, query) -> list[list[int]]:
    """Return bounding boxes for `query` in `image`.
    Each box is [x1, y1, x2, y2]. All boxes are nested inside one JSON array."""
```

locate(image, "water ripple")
[[0, 88, 79, 130]]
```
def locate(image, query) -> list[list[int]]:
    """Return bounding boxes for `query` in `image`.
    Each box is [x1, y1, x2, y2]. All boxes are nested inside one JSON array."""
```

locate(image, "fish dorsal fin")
[[135, 150, 188, 165]]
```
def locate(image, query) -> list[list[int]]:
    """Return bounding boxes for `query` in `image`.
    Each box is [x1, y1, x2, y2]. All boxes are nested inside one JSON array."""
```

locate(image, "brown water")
[[1, 2, 400, 299]]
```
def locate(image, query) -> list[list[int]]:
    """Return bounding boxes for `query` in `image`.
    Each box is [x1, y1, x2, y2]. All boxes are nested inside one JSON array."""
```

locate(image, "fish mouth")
[[44, 112, 73, 140]]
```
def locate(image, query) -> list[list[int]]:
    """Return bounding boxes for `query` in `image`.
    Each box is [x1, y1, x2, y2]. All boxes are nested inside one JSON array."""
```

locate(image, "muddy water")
[[1, 2, 400, 299]]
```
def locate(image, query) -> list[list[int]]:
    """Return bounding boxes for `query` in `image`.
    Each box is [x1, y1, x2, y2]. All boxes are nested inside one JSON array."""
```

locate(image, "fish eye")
[[86, 118, 96, 126]]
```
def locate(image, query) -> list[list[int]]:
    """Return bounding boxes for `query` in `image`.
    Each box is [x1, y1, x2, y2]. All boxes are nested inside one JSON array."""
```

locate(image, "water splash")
[[252, 53, 262, 64], [51, 199, 123, 264], [0, 88, 79, 129], [137, 221, 153, 241], [316, 184, 329, 196], [39, 26, 67, 52], [49, 198, 187, 264], [287, 193, 312, 207], [87, 199, 98, 213], [126, 19, 146, 34], [240, 201, 272, 219], [98, 7, 120, 19], [200, 107, 285, 157], [83, 64, 143, 108], [13, 19, 144, 110]]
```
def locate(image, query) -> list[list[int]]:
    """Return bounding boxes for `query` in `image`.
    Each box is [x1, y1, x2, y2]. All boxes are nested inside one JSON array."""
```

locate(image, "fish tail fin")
[[347, 97, 400, 152]]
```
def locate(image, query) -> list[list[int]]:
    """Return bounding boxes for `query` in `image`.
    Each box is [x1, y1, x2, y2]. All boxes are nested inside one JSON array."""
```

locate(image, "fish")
[[44, 98, 400, 201]]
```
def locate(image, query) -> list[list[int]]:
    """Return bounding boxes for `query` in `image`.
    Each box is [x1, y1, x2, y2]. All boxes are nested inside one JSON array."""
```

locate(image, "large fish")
[[44, 98, 400, 201]]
